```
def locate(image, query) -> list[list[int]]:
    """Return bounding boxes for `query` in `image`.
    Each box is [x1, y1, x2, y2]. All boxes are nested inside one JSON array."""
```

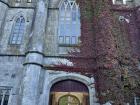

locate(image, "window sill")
[[58, 44, 80, 47], [8, 44, 21, 48]]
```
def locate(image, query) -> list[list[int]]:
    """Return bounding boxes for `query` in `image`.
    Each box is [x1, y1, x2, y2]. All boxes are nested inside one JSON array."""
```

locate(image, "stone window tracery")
[[0, 88, 11, 105], [58, 0, 81, 45], [9, 16, 25, 45]]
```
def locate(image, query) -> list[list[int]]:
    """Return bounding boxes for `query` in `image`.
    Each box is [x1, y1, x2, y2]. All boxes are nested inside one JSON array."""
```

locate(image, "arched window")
[[9, 16, 25, 45], [58, 0, 81, 45]]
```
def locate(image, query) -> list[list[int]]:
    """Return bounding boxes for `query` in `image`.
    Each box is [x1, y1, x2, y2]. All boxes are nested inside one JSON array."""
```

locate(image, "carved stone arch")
[[11, 11, 26, 22], [55, 0, 79, 8], [45, 73, 97, 105], [48, 73, 94, 90]]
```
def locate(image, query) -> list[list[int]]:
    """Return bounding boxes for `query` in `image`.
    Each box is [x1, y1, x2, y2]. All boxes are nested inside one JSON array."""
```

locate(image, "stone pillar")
[[89, 85, 99, 105], [21, 0, 48, 105], [38, 71, 50, 105]]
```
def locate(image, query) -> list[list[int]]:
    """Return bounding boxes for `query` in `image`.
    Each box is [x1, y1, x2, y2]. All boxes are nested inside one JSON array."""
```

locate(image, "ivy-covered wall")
[[53, 0, 140, 104]]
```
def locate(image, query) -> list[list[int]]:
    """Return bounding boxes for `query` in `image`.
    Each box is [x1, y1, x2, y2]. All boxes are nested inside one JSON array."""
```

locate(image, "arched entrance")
[[49, 80, 89, 105]]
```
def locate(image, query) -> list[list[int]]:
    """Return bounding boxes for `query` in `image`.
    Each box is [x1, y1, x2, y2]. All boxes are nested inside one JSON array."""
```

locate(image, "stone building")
[[0, 0, 140, 105]]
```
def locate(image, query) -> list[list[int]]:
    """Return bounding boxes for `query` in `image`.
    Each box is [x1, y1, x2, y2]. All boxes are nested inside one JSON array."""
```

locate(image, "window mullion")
[[7, 89, 12, 105], [16, 19, 22, 44], [59, 0, 80, 46]]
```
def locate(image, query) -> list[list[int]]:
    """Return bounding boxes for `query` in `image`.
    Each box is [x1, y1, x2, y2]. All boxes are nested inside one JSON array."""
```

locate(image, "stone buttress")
[[21, 0, 48, 105]]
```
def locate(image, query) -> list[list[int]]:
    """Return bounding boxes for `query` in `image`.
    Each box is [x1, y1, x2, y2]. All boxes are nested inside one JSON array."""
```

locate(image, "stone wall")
[[0, 7, 34, 54], [0, 0, 139, 105], [0, 56, 24, 87], [44, 9, 58, 56]]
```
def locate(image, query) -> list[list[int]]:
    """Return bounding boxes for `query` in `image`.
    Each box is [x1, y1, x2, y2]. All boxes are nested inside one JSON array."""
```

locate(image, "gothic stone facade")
[[0, 0, 140, 105]]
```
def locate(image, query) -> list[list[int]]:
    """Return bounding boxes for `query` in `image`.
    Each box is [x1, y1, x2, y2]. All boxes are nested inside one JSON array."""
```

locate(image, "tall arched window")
[[9, 16, 25, 45], [58, 0, 81, 45]]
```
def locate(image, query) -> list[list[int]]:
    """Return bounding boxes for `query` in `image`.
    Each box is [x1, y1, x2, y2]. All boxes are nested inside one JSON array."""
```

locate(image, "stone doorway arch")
[[50, 79, 89, 105], [39, 72, 99, 105]]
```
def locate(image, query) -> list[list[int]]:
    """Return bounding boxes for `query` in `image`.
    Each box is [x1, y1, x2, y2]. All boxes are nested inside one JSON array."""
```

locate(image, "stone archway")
[[39, 72, 99, 105], [48, 73, 93, 89], [50, 79, 89, 105]]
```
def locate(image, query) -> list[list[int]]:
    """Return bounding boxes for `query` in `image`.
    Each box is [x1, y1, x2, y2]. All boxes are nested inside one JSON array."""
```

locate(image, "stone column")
[[21, 0, 48, 105], [38, 71, 50, 105], [89, 85, 99, 105]]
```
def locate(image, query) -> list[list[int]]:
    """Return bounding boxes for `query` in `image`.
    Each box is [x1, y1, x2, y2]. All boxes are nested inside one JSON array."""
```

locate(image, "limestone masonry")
[[0, 0, 140, 105]]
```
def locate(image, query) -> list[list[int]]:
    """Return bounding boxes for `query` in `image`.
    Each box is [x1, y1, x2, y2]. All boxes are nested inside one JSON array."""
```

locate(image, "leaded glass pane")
[[12, 37, 17, 41], [59, 36, 64, 44], [3, 95, 9, 105], [71, 36, 76, 44], [9, 16, 25, 45], [59, 24, 65, 36], [59, 0, 80, 45], [65, 36, 70, 44], [72, 11, 76, 21], [12, 40, 16, 44]]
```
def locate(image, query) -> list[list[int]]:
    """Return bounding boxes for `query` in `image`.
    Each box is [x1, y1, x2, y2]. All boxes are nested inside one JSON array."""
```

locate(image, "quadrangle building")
[[0, 0, 140, 105]]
